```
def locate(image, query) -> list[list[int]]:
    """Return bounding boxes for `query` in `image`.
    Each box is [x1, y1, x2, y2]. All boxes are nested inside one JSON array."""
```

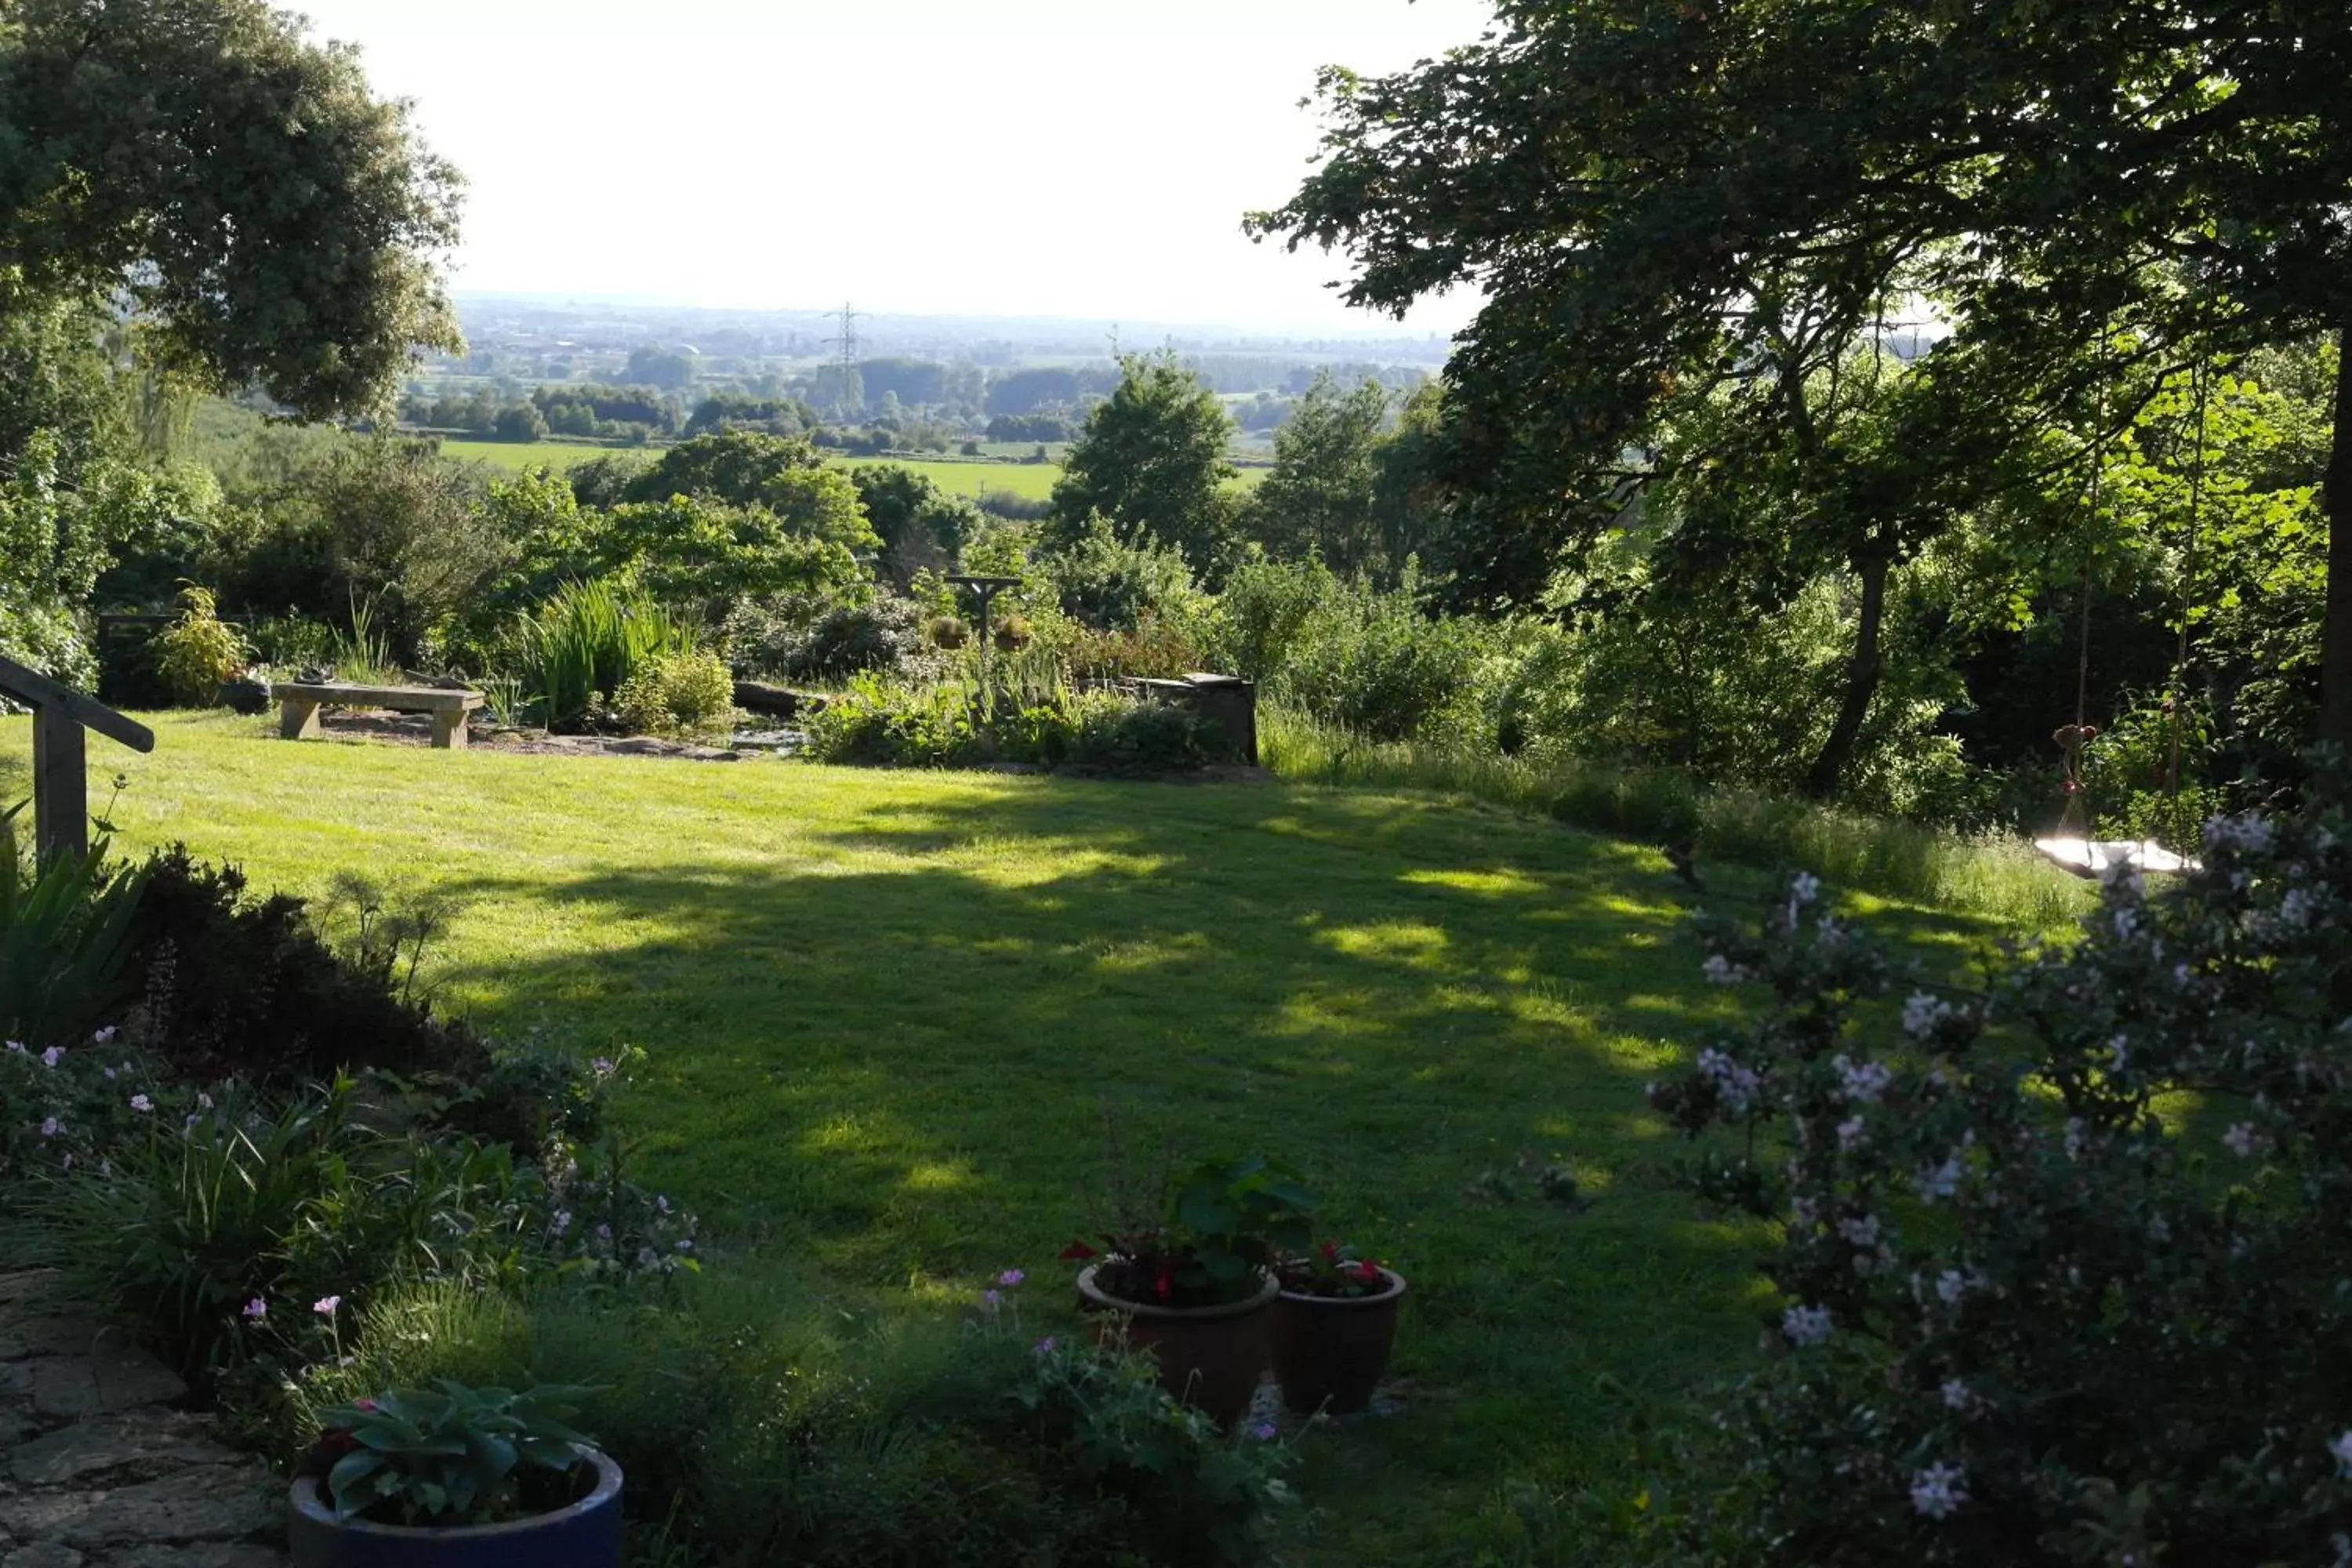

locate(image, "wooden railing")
[[0, 654, 155, 862]]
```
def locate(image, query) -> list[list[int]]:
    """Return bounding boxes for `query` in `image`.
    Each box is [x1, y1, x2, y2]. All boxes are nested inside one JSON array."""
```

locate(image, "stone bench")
[[270, 681, 485, 750]]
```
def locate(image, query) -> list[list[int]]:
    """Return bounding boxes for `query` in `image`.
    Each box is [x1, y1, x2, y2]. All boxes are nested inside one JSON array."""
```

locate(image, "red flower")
[[354, 1398, 379, 1412], [1155, 1258, 1173, 1301], [1058, 1240, 1098, 1261], [1319, 1240, 1339, 1261], [1352, 1260, 1382, 1282]]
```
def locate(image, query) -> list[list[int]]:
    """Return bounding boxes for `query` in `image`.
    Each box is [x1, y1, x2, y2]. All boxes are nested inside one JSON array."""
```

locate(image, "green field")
[[0, 713, 1985, 1558], [436, 437, 621, 472], [436, 439, 1268, 499]]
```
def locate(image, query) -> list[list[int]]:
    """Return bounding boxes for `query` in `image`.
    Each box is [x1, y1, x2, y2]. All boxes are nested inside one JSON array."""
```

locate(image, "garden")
[[6, 0, 2352, 1560]]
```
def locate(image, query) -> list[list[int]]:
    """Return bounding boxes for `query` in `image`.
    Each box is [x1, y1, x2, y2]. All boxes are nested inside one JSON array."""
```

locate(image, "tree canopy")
[[1250, 0, 2352, 750], [0, 0, 463, 418], [1047, 351, 1236, 575]]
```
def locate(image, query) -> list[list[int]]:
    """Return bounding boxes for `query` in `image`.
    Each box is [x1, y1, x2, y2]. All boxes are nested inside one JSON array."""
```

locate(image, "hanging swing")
[[2032, 356, 2205, 878]]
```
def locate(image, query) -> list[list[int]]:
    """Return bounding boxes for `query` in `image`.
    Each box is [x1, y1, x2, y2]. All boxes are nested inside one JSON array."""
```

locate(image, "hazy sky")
[[289, 0, 1494, 333]]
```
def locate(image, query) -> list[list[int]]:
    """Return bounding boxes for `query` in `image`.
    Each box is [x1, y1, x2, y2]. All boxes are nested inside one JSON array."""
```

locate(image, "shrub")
[[613, 648, 736, 741], [125, 847, 489, 1087], [1643, 798, 2352, 1565], [1069, 617, 1207, 681], [1038, 515, 1200, 631], [927, 614, 969, 650], [1072, 699, 1216, 775], [751, 597, 929, 683], [803, 675, 978, 768], [151, 584, 248, 706], [517, 578, 688, 731]]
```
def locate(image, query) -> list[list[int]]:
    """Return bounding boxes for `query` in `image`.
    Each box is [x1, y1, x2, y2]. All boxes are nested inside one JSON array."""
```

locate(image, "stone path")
[[0, 1272, 285, 1568]]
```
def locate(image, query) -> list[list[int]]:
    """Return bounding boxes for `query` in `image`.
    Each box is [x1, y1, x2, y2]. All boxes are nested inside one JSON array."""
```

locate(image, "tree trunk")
[[1805, 543, 1892, 799], [2321, 323, 2352, 783]]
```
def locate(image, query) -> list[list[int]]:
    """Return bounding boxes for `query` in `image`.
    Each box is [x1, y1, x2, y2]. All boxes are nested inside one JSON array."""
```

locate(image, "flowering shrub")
[[1063, 1154, 1316, 1308], [1648, 802, 2352, 1563]]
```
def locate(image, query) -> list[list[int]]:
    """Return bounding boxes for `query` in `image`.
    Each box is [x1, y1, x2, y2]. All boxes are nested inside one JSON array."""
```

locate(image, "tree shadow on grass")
[[412, 781, 1813, 1508]]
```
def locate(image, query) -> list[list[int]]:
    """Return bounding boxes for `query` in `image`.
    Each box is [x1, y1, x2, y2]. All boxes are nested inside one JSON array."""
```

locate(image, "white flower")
[[2223, 1122, 2264, 1159], [1701, 953, 1746, 985], [2112, 907, 2141, 939], [1781, 1304, 1833, 1347], [1790, 872, 1821, 906], [1836, 1116, 1869, 1152], [550, 1210, 572, 1235], [1835, 1055, 1893, 1103], [2203, 814, 2272, 854], [2107, 1035, 2131, 1073], [1901, 992, 1953, 1040], [1940, 1377, 1973, 1412], [2280, 888, 2318, 929], [1911, 1461, 1968, 1519], [1914, 1152, 1965, 1203], [92, 1025, 117, 1045], [40, 1046, 61, 1068], [4, 1040, 20, 1053], [2328, 1430, 2352, 1475], [1837, 1214, 1882, 1249], [1934, 1269, 1971, 1305], [2065, 1118, 2089, 1160], [2146, 1212, 2169, 1243], [1696, 1048, 1762, 1113], [39, 1116, 60, 1138]]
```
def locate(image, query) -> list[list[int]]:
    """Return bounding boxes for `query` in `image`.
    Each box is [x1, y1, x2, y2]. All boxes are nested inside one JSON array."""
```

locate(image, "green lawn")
[[437, 437, 619, 471], [0, 713, 1985, 1559]]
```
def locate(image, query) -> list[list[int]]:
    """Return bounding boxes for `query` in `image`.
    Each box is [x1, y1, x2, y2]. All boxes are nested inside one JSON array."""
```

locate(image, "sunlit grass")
[[0, 711, 2007, 1561]]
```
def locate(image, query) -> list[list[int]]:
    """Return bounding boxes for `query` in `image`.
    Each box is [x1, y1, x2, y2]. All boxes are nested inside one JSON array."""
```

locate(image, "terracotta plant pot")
[[287, 1445, 622, 1568], [1076, 1262, 1279, 1425], [1269, 1266, 1408, 1416]]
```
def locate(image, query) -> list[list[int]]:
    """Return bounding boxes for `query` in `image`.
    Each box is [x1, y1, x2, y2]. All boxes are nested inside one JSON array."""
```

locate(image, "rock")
[[0, 1322, 98, 1363], [10, 1421, 243, 1487], [0, 1469, 276, 1548], [2, 1544, 87, 1568], [731, 680, 820, 718], [0, 1275, 63, 1308], [31, 1348, 184, 1420], [106, 1547, 285, 1568]]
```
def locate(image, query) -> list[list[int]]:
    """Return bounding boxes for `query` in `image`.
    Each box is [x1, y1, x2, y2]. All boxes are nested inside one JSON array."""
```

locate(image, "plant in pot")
[[1270, 1240, 1407, 1416], [287, 1379, 622, 1567], [1062, 1153, 1316, 1426]]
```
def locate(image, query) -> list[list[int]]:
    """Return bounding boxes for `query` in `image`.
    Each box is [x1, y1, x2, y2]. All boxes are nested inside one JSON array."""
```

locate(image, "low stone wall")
[[1087, 673, 1258, 766]]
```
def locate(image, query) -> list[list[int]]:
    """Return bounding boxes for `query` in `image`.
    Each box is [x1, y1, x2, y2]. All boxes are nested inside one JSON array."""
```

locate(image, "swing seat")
[[2031, 836, 2200, 878]]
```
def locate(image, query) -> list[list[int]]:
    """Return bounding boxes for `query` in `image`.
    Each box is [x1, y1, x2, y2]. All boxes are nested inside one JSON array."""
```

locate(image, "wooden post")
[[0, 653, 156, 866], [31, 706, 88, 863]]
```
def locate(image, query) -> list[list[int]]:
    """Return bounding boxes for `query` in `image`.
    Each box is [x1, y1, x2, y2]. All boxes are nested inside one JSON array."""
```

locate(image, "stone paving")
[[0, 1272, 285, 1568]]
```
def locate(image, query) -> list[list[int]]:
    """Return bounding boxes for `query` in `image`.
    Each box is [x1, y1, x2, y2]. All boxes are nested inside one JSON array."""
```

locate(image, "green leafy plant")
[[310, 1380, 599, 1526], [1063, 1154, 1316, 1308], [151, 584, 245, 706], [1277, 1239, 1391, 1299], [612, 648, 736, 742], [517, 578, 687, 731], [0, 805, 146, 1049]]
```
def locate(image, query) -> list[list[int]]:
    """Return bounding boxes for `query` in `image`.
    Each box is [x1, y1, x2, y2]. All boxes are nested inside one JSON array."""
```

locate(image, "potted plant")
[[1063, 1153, 1316, 1425], [287, 1379, 622, 1567], [1270, 1240, 1408, 1416]]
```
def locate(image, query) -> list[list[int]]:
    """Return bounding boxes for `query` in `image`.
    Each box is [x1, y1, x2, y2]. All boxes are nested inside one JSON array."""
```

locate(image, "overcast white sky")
[[289, 0, 1494, 334]]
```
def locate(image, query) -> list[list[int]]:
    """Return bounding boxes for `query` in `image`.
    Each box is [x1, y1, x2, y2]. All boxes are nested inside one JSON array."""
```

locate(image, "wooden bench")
[[270, 681, 485, 750]]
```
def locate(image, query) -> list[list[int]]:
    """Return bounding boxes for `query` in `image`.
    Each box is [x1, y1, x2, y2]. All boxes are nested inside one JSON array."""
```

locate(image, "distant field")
[[437, 441, 1266, 499], [437, 438, 620, 472]]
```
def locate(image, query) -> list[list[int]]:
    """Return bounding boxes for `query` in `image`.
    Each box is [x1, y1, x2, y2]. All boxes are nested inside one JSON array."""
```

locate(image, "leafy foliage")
[[612, 648, 736, 742], [1065, 1154, 1316, 1308], [0, 810, 146, 1050], [1048, 353, 1237, 576], [1647, 798, 2352, 1563], [314, 1381, 599, 1526], [0, 0, 463, 417], [151, 584, 245, 706]]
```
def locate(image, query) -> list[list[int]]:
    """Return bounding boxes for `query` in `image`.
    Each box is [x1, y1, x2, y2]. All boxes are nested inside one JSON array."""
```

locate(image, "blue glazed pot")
[[287, 1446, 622, 1568]]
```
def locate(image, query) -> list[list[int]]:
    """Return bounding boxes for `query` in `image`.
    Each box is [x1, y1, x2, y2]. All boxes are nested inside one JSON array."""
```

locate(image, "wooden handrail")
[[0, 653, 156, 862]]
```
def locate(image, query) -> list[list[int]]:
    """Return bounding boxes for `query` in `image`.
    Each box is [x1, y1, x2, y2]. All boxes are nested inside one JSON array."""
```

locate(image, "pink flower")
[[314, 1295, 342, 1316], [1033, 1337, 1056, 1354], [242, 1298, 267, 1321], [129, 1094, 153, 1113], [998, 1269, 1025, 1287]]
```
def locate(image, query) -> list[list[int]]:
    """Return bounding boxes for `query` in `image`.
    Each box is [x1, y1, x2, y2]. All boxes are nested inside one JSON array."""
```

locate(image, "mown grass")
[[1261, 707, 2093, 933], [436, 437, 619, 471], [0, 713, 2004, 1561]]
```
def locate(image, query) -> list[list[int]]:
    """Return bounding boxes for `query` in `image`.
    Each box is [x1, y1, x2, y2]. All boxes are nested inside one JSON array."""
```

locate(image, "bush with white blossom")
[[1647, 800, 2352, 1563]]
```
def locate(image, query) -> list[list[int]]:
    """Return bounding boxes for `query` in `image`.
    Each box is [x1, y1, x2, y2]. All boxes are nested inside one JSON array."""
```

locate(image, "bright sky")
[[289, 0, 1494, 335]]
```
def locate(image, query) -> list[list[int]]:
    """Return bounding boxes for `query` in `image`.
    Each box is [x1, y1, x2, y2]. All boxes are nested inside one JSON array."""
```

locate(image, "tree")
[[624, 346, 695, 390], [0, 0, 463, 418], [1048, 352, 1236, 576], [492, 405, 547, 443], [850, 465, 980, 589], [618, 431, 877, 556], [1243, 372, 1390, 579], [1250, 0, 2352, 764]]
